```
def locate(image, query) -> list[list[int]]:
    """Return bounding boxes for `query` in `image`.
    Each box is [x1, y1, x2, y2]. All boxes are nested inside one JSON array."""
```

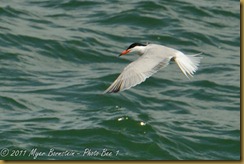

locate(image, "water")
[[0, 0, 240, 160]]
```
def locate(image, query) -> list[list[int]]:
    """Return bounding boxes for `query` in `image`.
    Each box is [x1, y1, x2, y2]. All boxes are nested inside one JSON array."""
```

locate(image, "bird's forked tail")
[[174, 52, 202, 78]]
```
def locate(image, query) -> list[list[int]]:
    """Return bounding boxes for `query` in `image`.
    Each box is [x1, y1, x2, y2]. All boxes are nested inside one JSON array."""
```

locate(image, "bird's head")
[[119, 43, 146, 56]]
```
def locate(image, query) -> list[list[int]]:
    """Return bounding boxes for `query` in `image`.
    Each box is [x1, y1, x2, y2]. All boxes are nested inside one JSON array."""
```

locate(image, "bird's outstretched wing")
[[104, 55, 172, 93]]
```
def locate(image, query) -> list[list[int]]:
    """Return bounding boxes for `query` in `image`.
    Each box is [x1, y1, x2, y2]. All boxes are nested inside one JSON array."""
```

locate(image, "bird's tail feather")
[[174, 52, 202, 78]]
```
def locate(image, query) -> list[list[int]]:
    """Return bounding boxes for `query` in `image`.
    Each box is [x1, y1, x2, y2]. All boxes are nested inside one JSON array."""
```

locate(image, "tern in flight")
[[104, 43, 202, 93]]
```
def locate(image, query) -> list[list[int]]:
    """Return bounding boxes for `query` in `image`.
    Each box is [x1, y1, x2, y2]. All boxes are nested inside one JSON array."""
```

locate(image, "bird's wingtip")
[[103, 87, 120, 94]]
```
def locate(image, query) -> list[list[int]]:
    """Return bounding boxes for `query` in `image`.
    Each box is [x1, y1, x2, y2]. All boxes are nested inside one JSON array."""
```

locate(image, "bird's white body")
[[104, 43, 202, 93]]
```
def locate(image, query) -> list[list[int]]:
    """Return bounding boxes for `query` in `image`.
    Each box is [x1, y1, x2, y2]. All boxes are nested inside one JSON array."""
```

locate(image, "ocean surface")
[[0, 0, 240, 160]]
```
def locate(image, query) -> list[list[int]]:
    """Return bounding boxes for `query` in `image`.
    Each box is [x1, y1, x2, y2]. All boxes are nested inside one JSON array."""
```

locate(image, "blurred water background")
[[0, 0, 240, 160]]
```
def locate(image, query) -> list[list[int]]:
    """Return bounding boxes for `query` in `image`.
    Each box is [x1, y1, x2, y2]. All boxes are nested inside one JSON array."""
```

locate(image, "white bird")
[[104, 43, 202, 93]]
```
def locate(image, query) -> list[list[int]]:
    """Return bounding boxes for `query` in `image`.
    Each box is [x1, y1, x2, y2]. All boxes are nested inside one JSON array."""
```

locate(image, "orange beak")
[[119, 49, 130, 56]]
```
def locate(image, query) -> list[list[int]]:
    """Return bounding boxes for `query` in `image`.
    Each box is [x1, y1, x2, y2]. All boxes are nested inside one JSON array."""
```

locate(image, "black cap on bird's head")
[[120, 43, 146, 56], [126, 43, 146, 50]]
